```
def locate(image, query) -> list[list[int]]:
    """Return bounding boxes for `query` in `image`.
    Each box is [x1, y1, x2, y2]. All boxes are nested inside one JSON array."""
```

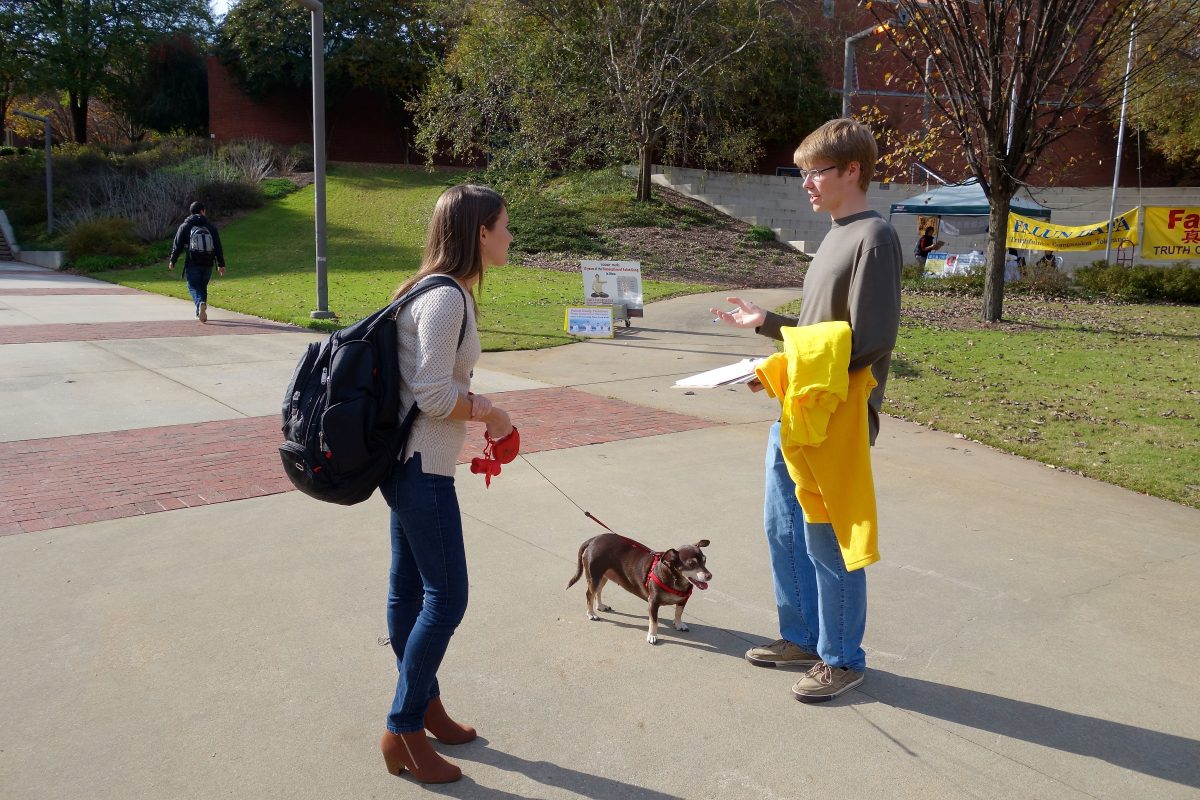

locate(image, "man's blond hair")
[[794, 119, 878, 191]]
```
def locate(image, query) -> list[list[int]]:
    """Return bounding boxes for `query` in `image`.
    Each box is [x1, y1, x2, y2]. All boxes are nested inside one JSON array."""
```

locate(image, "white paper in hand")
[[673, 358, 764, 388]]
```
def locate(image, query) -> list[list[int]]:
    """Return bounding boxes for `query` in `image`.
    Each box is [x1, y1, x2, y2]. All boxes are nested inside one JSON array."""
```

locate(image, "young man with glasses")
[[711, 118, 902, 702]]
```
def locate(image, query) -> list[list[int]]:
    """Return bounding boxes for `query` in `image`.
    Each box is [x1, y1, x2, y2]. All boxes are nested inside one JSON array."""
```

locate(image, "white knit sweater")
[[396, 278, 480, 476]]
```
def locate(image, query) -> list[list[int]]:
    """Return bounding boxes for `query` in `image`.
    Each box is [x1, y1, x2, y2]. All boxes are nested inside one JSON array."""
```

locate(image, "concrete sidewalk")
[[1, 263, 1197, 800]]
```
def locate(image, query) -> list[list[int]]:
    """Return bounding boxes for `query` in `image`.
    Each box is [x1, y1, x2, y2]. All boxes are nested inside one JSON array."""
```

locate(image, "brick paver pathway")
[[1, 277, 719, 536], [0, 317, 301, 345], [1, 388, 717, 536]]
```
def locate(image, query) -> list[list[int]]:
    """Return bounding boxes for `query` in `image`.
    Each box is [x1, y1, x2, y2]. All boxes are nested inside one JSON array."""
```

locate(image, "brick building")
[[207, 56, 425, 164]]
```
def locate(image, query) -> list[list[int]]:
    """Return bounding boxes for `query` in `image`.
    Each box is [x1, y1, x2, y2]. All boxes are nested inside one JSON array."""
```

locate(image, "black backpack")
[[278, 275, 467, 505]]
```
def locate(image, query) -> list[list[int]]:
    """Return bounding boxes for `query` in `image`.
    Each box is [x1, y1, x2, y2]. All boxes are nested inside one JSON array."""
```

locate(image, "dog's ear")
[[662, 548, 680, 566], [695, 539, 710, 549]]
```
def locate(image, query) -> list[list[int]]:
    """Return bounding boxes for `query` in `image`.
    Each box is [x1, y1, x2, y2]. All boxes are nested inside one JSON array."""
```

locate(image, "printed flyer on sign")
[[581, 260, 644, 317], [923, 252, 949, 275], [563, 306, 614, 338]]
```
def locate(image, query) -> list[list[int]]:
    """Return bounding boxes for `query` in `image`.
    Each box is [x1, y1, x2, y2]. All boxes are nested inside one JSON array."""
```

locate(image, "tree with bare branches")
[[867, 0, 1200, 321], [511, 0, 775, 201]]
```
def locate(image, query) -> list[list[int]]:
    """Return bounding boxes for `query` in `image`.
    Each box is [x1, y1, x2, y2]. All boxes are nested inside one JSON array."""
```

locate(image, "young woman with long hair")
[[378, 184, 514, 784]]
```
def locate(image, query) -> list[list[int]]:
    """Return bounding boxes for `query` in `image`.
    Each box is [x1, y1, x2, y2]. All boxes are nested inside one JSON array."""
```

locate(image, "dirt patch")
[[903, 293, 1189, 335], [514, 184, 810, 289], [288, 172, 315, 190]]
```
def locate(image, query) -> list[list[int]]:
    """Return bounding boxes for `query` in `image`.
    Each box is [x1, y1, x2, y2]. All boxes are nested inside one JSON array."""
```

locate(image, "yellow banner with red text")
[[1142, 207, 1200, 260]]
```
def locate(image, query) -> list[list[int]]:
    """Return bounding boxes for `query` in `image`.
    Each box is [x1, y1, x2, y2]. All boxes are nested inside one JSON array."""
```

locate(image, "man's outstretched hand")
[[709, 296, 766, 329]]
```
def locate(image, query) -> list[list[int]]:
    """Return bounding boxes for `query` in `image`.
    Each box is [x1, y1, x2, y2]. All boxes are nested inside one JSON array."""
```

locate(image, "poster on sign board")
[[581, 260, 643, 317], [564, 306, 614, 338]]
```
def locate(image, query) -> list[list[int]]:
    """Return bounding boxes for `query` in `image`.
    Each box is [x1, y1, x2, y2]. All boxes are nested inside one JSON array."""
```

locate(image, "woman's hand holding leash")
[[482, 406, 512, 439], [467, 392, 493, 422]]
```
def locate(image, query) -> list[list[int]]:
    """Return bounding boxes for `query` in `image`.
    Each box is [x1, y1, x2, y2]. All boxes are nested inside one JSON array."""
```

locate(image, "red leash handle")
[[470, 426, 520, 488]]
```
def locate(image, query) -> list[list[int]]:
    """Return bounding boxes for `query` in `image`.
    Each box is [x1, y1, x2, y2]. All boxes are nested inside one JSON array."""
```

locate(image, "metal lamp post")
[[291, 0, 335, 319], [13, 110, 53, 233], [1104, 17, 1137, 265], [842, 22, 894, 118]]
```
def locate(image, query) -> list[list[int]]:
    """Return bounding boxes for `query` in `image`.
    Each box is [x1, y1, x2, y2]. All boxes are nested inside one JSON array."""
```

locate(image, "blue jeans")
[[380, 453, 469, 733], [764, 421, 867, 671], [183, 264, 212, 315]]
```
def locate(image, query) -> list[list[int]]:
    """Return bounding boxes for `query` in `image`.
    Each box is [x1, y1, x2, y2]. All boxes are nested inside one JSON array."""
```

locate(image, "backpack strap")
[[386, 274, 469, 347], [386, 274, 471, 441]]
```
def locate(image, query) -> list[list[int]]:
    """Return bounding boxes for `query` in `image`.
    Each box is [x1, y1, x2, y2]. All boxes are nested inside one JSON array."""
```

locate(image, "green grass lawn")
[[88, 163, 1199, 507], [94, 164, 711, 348], [779, 295, 1200, 508]]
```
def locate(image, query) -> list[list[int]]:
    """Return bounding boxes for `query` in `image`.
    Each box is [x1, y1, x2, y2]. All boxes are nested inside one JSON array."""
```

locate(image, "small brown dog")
[[567, 532, 712, 644]]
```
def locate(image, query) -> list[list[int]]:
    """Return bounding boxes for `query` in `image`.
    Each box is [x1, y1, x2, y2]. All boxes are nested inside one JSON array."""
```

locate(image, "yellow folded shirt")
[[755, 321, 880, 571]]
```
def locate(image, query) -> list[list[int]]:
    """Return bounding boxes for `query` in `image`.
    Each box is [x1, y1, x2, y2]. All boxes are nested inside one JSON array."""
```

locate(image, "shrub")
[[122, 137, 212, 174], [64, 168, 200, 241], [219, 139, 276, 182], [286, 143, 314, 172], [1074, 261, 1200, 304], [1157, 263, 1200, 303], [1018, 260, 1071, 297], [194, 179, 265, 216], [72, 253, 141, 272], [0, 146, 16, 157], [261, 177, 298, 201], [747, 224, 776, 243], [64, 218, 143, 260], [55, 142, 114, 172]]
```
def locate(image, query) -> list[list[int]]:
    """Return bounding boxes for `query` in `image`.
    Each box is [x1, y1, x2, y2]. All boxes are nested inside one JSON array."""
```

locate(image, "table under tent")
[[888, 179, 1055, 275]]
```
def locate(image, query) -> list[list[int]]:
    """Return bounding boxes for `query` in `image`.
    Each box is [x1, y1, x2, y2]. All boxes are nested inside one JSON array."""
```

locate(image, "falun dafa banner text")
[[1006, 208, 1138, 252]]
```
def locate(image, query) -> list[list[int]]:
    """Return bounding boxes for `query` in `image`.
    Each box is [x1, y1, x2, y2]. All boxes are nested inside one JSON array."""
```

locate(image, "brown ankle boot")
[[380, 730, 462, 784], [424, 697, 477, 745]]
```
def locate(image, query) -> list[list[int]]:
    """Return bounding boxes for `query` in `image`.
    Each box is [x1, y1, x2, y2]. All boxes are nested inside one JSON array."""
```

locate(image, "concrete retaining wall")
[[18, 250, 65, 269], [649, 165, 1200, 273], [0, 210, 16, 253]]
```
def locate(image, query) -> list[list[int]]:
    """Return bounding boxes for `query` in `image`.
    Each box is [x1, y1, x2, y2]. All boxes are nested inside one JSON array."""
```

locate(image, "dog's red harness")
[[616, 535, 692, 599]]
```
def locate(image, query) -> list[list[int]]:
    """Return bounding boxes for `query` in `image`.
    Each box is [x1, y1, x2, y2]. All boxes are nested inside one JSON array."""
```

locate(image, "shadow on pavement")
[[432, 740, 685, 800], [858, 671, 1200, 790], [576, 608, 763, 657]]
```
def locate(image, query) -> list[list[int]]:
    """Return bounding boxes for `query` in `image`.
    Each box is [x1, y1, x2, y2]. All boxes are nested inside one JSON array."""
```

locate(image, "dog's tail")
[[566, 540, 587, 589]]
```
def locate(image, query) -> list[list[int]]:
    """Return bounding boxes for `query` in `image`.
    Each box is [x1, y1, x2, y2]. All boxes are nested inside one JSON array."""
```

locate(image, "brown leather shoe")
[[424, 696, 476, 744], [380, 730, 462, 784], [745, 638, 821, 669]]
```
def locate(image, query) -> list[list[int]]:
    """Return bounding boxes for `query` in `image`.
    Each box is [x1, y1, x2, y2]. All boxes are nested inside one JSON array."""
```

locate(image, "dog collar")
[[645, 553, 692, 598]]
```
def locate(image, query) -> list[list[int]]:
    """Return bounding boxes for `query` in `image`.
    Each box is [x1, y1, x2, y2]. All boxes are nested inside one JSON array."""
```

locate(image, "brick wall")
[[207, 56, 311, 148], [207, 56, 428, 164]]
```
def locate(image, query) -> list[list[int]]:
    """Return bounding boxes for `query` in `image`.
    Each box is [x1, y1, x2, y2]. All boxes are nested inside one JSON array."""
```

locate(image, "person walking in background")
[[711, 118, 902, 703], [378, 184, 516, 784], [167, 201, 225, 323]]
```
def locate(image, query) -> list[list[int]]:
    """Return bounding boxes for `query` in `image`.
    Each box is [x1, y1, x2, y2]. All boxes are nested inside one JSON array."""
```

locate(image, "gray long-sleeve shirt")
[[758, 210, 902, 444]]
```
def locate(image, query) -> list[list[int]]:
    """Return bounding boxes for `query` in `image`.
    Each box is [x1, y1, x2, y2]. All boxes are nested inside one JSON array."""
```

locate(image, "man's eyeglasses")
[[798, 165, 837, 181]]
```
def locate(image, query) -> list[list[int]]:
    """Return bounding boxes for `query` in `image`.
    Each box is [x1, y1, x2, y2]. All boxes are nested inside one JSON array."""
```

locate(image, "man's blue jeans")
[[764, 421, 867, 671], [183, 264, 212, 315], [380, 453, 469, 733]]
